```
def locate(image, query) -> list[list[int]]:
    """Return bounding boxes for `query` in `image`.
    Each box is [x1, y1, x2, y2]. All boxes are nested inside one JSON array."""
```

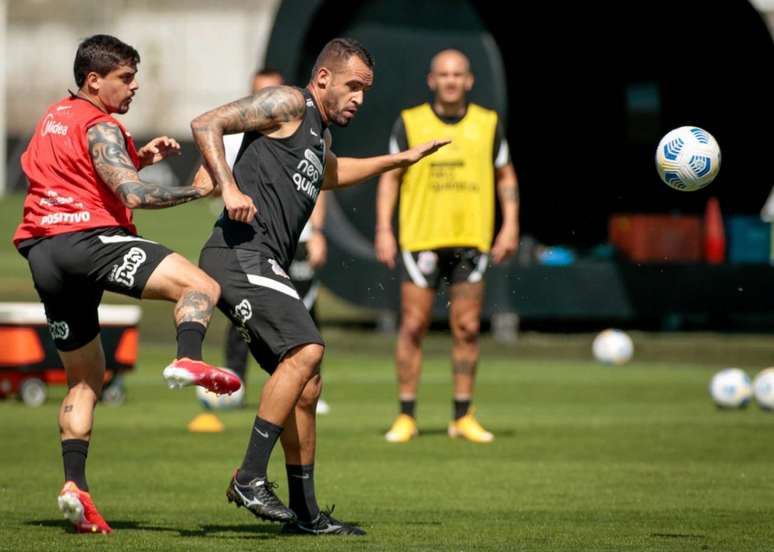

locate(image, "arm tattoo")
[[251, 87, 307, 127], [191, 86, 306, 189], [88, 123, 203, 209], [63, 405, 73, 413], [174, 290, 215, 326]]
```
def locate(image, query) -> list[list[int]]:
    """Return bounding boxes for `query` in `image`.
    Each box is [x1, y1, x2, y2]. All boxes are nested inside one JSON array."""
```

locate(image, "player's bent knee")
[[189, 270, 220, 303], [297, 376, 322, 409], [67, 380, 102, 400], [400, 317, 429, 342], [284, 343, 324, 380], [299, 343, 324, 370], [460, 322, 480, 341]]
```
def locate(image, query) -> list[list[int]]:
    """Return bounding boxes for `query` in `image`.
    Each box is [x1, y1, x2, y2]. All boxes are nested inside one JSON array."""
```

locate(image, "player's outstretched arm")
[[88, 122, 210, 209], [190, 86, 306, 223], [322, 139, 450, 190]]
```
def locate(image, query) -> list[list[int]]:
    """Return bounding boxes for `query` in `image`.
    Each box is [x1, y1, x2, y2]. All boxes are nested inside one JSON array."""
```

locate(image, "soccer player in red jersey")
[[13, 35, 242, 534]]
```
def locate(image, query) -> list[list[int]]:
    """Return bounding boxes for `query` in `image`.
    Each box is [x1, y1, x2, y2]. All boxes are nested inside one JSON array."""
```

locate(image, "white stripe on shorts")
[[388, 136, 400, 155], [98, 235, 157, 245], [246, 274, 300, 300], [402, 250, 429, 288], [302, 281, 320, 311], [467, 253, 489, 283]]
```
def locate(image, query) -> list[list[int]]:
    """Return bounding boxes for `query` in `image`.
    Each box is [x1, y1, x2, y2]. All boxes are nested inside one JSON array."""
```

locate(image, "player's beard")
[[324, 96, 351, 127], [116, 95, 133, 114]]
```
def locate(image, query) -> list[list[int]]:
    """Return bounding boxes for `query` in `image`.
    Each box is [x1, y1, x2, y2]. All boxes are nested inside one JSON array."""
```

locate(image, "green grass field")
[[2, 195, 774, 550], [1, 334, 774, 551]]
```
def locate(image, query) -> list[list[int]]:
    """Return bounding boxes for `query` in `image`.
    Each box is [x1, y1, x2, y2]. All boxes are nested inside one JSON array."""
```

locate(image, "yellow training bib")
[[399, 103, 497, 252]]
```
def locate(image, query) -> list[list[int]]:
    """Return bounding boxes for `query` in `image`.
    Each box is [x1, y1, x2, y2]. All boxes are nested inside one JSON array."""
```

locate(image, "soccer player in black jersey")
[[190, 38, 448, 535]]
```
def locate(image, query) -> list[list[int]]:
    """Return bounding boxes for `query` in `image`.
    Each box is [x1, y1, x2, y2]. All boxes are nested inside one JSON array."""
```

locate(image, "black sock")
[[454, 399, 471, 420], [400, 399, 416, 418], [176, 322, 206, 361], [62, 439, 89, 491], [237, 416, 283, 483], [286, 464, 320, 522]]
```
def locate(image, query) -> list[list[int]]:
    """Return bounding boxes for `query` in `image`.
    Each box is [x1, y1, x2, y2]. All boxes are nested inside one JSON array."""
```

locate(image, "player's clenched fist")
[[222, 186, 257, 223]]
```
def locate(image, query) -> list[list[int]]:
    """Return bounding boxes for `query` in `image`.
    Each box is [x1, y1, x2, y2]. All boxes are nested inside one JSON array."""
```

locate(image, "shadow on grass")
[[26, 519, 281, 540], [650, 533, 706, 539]]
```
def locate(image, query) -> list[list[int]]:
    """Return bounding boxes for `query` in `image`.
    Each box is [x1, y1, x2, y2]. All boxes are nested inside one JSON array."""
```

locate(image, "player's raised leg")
[[56, 335, 112, 534], [143, 252, 240, 394], [447, 281, 493, 443], [385, 282, 435, 443]]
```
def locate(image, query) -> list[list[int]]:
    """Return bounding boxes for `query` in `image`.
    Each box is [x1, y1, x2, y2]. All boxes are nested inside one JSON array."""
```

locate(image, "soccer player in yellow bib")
[[375, 49, 519, 443]]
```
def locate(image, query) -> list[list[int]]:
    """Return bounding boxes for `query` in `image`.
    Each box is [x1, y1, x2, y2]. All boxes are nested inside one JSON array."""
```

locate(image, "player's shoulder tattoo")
[[208, 86, 306, 134], [87, 122, 136, 175], [251, 86, 306, 124]]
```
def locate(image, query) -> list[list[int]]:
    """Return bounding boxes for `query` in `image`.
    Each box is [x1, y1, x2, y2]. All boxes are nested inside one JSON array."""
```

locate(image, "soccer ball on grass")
[[753, 368, 774, 410], [709, 368, 752, 409], [592, 329, 634, 365]]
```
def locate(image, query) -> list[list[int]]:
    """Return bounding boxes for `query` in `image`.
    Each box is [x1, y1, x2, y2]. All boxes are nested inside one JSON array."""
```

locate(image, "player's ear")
[[427, 72, 437, 93], [316, 67, 332, 89], [85, 71, 102, 93], [464, 72, 474, 92]]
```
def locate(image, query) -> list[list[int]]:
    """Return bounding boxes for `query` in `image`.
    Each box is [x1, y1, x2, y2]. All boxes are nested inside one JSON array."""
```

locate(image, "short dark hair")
[[73, 34, 140, 88], [311, 38, 374, 79]]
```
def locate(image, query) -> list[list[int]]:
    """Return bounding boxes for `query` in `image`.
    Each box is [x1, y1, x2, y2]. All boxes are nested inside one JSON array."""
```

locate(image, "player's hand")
[[138, 136, 181, 168], [375, 227, 398, 269], [491, 224, 519, 264], [400, 139, 451, 167], [307, 231, 327, 269], [222, 185, 257, 223]]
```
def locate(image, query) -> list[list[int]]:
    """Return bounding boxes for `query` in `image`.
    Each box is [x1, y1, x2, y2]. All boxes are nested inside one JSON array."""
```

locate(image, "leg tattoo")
[[453, 359, 477, 376], [174, 290, 214, 326]]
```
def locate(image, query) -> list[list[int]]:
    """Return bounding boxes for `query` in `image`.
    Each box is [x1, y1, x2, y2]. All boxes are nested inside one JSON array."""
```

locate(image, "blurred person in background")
[[12, 34, 240, 534], [375, 49, 519, 444], [218, 69, 331, 415]]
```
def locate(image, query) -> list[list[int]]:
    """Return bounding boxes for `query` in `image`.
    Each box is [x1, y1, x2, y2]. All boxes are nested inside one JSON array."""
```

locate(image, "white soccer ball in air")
[[655, 126, 720, 191], [196, 370, 245, 410], [709, 368, 752, 409], [592, 329, 634, 365], [753, 368, 774, 410]]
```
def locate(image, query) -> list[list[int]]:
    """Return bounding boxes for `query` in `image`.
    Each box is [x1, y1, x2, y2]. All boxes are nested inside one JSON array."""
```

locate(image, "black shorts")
[[400, 247, 489, 289], [20, 227, 172, 351], [288, 241, 320, 311], [199, 247, 324, 374]]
